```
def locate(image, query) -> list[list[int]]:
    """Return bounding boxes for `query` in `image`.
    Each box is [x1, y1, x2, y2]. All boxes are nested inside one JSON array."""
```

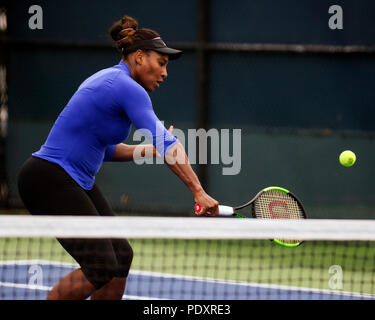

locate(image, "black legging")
[[17, 156, 133, 290]]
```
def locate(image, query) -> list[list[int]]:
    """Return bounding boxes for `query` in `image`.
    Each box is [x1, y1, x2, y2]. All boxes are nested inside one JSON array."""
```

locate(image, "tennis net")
[[0, 215, 375, 300]]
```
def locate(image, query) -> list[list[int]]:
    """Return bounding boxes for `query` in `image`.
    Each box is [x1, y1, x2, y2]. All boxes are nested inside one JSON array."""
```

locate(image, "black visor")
[[122, 38, 182, 60]]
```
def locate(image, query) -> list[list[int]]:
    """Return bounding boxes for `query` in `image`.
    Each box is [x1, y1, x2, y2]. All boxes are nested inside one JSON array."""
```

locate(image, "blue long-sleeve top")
[[33, 61, 178, 190]]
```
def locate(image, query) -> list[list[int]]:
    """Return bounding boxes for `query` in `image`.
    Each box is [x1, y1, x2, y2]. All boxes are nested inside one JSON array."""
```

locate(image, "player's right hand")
[[194, 190, 219, 217]]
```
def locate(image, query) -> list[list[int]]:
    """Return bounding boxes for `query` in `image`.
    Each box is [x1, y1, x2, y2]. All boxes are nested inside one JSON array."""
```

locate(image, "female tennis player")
[[17, 15, 219, 300]]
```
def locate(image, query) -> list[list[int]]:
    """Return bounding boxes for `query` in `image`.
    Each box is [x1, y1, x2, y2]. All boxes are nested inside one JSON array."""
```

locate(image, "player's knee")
[[83, 241, 134, 289], [117, 243, 134, 277], [110, 241, 134, 280], [81, 266, 115, 290], [112, 276, 126, 290], [127, 244, 134, 265]]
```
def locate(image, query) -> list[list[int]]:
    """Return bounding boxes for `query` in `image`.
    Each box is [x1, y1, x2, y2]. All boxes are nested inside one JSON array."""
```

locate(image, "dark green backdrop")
[[3, 0, 375, 218]]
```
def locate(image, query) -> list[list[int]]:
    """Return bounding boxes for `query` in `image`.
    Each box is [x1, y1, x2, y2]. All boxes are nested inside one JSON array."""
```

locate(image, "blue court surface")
[[0, 261, 373, 300]]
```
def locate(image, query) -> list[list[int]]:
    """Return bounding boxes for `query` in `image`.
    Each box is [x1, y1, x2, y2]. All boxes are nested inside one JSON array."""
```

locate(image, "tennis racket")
[[195, 186, 307, 248]]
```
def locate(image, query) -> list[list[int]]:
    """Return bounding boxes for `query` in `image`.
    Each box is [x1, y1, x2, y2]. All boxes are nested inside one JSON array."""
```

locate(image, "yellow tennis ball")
[[339, 150, 356, 167]]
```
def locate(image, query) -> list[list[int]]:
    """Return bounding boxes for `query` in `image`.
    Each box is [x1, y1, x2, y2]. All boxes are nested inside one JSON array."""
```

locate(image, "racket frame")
[[232, 186, 307, 248]]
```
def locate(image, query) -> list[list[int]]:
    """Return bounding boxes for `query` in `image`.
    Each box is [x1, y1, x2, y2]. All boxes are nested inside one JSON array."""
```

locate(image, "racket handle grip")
[[194, 204, 234, 216], [218, 205, 235, 216]]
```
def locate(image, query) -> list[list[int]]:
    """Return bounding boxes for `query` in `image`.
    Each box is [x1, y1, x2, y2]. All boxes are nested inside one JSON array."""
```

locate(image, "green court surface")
[[0, 237, 374, 295]]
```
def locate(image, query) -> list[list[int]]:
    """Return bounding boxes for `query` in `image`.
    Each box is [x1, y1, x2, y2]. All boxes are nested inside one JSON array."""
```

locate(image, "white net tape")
[[0, 215, 375, 240]]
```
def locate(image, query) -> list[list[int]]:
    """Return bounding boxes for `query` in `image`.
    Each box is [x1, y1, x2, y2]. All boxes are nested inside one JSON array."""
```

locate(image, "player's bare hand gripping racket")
[[195, 186, 307, 248]]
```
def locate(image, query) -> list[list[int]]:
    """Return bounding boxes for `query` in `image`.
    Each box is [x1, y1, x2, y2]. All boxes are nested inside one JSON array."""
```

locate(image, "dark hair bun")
[[109, 15, 138, 50], [109, 15, 160, 54]]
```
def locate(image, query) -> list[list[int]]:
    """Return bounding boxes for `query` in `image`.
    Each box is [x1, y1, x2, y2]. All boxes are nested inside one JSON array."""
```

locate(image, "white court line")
[[0, 260, 79, 268], [0, 281, 162, 300], [0, 261, 164, 300], [129, 269, 375, 299], [0, 260, 374, 299], [0, 281, 51, 291]]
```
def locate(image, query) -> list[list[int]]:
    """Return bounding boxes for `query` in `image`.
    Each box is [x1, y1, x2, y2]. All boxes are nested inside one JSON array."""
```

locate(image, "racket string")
[[254, 190, 304, 245]]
